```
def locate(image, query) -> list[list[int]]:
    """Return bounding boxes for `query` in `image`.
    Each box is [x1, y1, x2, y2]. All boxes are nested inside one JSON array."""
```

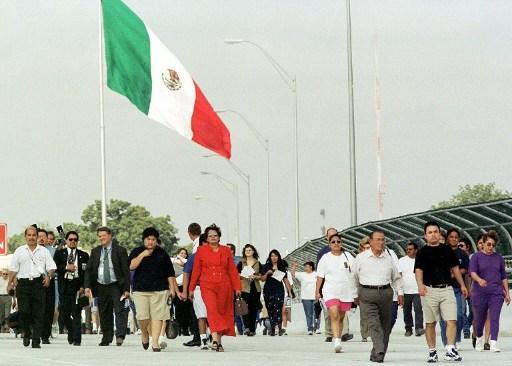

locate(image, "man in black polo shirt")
[[415, 221, 468, 363]]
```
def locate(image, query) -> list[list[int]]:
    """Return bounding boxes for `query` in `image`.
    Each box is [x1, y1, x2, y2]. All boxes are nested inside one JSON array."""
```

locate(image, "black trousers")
[[17, 277, 45, 343], [173, 286, 192, 333], [41, 278, 55, 340], [97, 283, 128, 343], [60, 279, 82, 343], [242, 290, 261, 333], [403, 293, 423, 331]]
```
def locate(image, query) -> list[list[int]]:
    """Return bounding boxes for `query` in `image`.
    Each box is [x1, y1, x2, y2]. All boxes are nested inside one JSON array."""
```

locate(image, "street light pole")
[[224, 39, 300, 249], [346, 0, 358, 226], [199, 172, 240, 245], [202, 156, 252, 243], [216, 109, 271, 254]]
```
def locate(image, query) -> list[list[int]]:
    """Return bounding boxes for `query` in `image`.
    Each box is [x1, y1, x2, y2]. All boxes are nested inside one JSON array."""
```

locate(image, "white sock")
[[446, 344, 455, 351], [200, 333, 207, 341]]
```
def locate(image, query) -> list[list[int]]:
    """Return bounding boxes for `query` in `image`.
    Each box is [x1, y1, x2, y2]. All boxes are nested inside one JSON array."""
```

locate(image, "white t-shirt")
[[398, 256, 418, 294], [316, 252, 357, 302], [294, 271, 317, 300]]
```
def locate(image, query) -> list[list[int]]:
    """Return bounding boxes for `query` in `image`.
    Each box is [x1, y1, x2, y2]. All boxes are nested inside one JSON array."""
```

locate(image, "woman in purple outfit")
[[469, 230, 510, 352]]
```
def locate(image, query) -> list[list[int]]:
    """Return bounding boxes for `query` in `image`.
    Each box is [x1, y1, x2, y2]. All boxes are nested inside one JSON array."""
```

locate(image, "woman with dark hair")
[[237, 244, 262, 336], [260, 249, 292, 336], [470, 231, 510, 352], [188, 224, 241, 352], [291, 261, 317, 335]]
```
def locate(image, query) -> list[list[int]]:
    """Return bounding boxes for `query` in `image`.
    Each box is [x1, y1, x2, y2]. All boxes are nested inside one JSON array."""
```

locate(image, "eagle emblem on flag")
[[162, 69, 182, 91]]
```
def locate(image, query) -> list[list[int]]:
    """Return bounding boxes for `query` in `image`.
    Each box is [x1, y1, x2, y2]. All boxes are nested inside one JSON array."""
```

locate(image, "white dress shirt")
[[398, 256, 418, 294], [10, 244, 57, 279], [352, 248, 403, 296]]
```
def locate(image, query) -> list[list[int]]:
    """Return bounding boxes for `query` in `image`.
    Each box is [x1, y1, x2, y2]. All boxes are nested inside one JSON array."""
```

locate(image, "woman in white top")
[[291, 261, 317, 335], [315, 233, 357, 353]]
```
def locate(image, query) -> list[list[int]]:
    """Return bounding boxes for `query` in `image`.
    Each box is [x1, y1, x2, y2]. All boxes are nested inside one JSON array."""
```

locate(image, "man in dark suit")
[[54, 231, 89, 346], [84, 227, 130, 346]]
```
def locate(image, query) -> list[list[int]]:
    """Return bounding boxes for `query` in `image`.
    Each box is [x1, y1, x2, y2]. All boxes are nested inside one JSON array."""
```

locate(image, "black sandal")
[[217, 343, 224, 352]]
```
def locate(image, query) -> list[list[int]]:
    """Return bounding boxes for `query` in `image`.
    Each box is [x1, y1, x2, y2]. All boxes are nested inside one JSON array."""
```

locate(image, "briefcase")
[[235, 296, 248, 316]]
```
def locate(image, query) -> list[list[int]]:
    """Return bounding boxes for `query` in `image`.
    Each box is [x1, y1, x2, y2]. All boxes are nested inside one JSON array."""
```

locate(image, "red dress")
[[189, 244, 241, 336]]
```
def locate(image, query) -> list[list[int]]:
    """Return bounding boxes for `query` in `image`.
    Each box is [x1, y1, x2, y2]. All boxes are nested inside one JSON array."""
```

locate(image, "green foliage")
[[432, 183, 511, 209], [8, 199, 179, 254]]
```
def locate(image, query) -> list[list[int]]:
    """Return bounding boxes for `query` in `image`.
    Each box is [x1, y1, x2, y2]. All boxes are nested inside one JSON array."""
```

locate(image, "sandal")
[[217, 343, 224, 352], [211, 341, 219, 351]]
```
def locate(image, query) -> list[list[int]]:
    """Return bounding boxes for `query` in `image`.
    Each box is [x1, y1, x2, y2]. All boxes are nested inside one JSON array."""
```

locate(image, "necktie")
[[68, 249, 75, 264], [103, 248, 111, 284]]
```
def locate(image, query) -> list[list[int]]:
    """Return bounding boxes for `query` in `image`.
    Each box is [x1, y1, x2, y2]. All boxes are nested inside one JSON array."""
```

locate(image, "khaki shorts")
[[132, 290, 170, 321], [421, 286, 456, 323]]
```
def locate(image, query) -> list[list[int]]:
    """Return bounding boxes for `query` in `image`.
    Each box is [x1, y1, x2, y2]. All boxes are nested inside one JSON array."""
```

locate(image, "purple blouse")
[[469, 251, 507, 297]]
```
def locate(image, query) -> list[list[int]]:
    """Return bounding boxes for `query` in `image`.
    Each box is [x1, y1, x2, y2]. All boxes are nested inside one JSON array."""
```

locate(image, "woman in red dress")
[[188, 224, 241, 352]]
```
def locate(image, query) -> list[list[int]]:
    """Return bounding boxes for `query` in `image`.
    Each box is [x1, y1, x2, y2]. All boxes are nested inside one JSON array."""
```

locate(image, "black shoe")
[[152, 347, 161, 352], [341, 333, 353, 342], [68, 334, 73, 345], [472, 335, 476, 349], [73, 342, 81, 346], [183, 339, 201, 347], [142, 342, 149, 350], [32, 343, 41, 349], [463, 330, 470, 339], [99, 341, 110, 346], [23, 337, 30, 347], [116, 337, 124, 346], [262, 328, 267, 335], [269, 328, 276, 336], [404, 329, 413, 337], [278, 328, 286, 336], [484, 342, 490, 351], [415, 329, 425, 337], [325, 336, 333, 342], [181, 328, 190, 337], [41, 338, 50, 344]]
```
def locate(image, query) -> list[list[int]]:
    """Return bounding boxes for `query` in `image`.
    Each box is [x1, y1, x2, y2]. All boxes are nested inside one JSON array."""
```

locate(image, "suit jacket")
[[54, 248, 89, 295], [84, 243, 130, 296]]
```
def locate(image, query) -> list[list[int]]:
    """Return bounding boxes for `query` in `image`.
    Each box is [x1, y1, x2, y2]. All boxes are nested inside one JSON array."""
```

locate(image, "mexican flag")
[[102, 0, 231, 159]]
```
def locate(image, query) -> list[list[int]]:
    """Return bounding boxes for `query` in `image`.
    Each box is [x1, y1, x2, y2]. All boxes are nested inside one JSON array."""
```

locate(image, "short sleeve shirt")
[[128, 246, 175, 292], [414, 244, 459, 286]]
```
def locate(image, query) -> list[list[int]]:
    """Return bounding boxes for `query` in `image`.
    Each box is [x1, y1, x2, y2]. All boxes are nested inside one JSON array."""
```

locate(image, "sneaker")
[[308, 331, 313, 335], [278, 328, 286, 336], [334, 338, 343, 353], [262, 328, 267, 336], [489, 341, 500, 353], [484, 342, 490, 351], [463, 330, 470, 339], [315, 329, 321, 334], [475, 337, 484, 352], [361, 337, 368, 342], [404, 329, 413, 337], [341, 333, 353, 342], [200, 339, 209, 350], [444, 348, 462, 361], [427, 350, 438, 363]]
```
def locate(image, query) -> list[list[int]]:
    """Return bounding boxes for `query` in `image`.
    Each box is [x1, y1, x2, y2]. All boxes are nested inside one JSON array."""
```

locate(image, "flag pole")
[[99, 0, 107, 226]]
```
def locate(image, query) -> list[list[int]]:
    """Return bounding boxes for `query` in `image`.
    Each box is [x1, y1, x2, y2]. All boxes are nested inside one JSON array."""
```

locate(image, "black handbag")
[[235, 296, 249, 316], [166, 307, 179, 339], [7, 311, 20, 329]]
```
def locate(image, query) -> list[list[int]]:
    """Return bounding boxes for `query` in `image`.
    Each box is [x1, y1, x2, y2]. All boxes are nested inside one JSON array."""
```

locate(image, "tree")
[[8, 199, 179, 254], [432, 183, 512, 209], [78, 199, 179, 253]]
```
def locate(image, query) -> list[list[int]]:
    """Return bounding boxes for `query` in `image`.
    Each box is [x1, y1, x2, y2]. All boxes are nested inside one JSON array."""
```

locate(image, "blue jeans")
[[302, 300, 315, 331], [440, 287, 465, 345], [390, 301, 398, 330]]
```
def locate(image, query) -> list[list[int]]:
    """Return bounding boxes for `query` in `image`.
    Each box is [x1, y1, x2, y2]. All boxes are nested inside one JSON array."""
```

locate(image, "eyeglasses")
[[330, 240, 342, 244], [68, 238, 78, 242], [485, 243, 496, 248]]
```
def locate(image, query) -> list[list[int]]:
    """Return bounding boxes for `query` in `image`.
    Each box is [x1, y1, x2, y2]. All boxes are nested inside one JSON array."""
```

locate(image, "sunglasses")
[[330, 240, 342, 244], [1, 273, 8, 276], [68, 238, 78, 242], [485, 243, 496, 247]]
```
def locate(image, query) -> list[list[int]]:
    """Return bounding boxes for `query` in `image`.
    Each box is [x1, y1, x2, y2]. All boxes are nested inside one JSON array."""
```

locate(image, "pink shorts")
[[325, 299, 352, 312]]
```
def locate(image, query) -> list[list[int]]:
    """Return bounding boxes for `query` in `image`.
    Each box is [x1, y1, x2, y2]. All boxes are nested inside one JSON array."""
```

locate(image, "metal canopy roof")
[[285, 198, 512, 266]]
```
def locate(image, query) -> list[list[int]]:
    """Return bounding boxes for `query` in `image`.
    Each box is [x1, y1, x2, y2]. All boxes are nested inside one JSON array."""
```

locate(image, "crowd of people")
[[1, 220, 510, 363]]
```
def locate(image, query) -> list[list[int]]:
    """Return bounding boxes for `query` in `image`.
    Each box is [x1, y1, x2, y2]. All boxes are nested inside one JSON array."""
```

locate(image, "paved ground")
[[1, 304, 511, 365]]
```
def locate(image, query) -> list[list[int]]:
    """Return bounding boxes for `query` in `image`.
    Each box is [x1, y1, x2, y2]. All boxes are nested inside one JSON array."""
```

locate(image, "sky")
[[1, 0, 511, 255]]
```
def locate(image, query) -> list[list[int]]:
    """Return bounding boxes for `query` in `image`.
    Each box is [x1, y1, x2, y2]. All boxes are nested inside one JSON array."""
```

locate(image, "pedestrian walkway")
[[1, 303, 510, 365]]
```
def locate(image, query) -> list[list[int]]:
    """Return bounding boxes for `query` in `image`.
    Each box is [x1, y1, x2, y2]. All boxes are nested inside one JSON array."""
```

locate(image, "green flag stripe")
[[102, 0, 152, 114]]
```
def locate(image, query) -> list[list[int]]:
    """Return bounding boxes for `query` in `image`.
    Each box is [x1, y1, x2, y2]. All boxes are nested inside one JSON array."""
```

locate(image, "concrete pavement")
[[1, 303, 511, 365]]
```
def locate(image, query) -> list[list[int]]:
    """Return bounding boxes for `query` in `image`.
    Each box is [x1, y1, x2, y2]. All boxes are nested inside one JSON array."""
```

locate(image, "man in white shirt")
[[7, 226, 56, 348], [291, 261, 318, 335], [398, 242, 424, 337], [352, 230, 403, 363]]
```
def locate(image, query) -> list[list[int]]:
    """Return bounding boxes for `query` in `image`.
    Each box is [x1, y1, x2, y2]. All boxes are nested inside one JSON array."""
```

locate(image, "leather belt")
[[429, 284, 450, 288], [361, 284, 390, 290]]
